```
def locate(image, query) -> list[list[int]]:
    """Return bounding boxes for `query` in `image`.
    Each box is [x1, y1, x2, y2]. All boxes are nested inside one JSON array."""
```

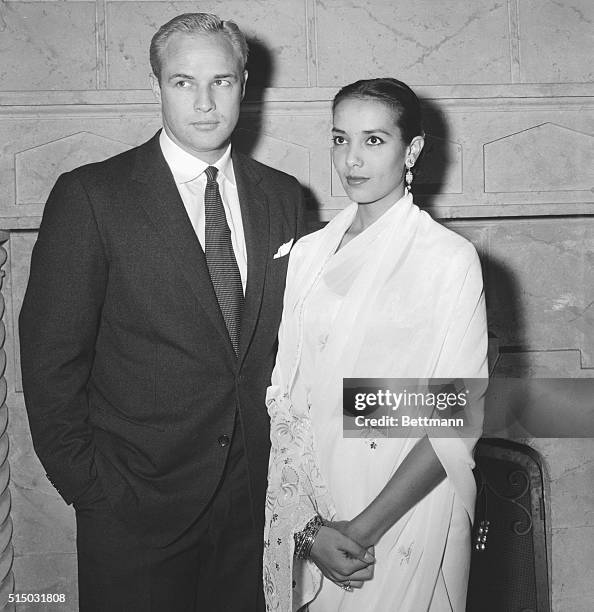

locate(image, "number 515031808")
[[8, 593, 66, 603]]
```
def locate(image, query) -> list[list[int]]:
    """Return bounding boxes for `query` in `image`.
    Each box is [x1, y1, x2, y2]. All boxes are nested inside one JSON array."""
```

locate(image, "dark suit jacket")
[[19, 132, 306, 546]]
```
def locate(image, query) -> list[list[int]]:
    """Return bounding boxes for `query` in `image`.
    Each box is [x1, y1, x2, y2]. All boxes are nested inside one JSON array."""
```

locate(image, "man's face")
[[151, 32, 247, 163]]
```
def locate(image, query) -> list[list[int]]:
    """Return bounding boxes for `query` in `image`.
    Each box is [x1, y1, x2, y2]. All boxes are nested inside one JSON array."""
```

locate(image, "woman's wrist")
[[348, 515, 380, 548], [293, 515, 324, 559]]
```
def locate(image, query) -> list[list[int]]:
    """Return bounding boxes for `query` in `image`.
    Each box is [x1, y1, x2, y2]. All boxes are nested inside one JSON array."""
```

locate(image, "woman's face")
[[332, 97, 412, 209]]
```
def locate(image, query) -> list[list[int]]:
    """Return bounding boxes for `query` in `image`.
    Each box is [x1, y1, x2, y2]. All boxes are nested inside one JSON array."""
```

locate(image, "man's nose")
[[194, 87, 215, 112]]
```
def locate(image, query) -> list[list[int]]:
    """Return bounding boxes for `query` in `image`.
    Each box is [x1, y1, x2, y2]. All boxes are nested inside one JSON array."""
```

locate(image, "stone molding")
[[0, 235, 15, 611]]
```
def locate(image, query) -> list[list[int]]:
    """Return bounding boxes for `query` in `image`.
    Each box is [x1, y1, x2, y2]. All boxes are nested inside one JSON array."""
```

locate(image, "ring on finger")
[[340, 580, 353, 592]]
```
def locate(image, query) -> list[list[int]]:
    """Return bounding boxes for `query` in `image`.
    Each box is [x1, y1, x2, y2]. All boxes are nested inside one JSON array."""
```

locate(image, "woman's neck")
[[353, 188, 406, 233], [337, 188, 406, 251]]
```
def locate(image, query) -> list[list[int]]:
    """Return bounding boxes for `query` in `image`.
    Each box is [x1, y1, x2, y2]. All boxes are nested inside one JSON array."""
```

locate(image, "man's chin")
[[177, 136, 232, 162]]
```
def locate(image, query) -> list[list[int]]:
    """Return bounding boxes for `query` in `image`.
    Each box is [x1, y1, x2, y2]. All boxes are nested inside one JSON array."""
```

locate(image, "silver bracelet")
[[294, 515, 324, 559]]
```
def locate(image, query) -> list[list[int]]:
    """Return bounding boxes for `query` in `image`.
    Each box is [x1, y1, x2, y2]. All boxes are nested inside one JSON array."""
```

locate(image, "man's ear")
[[149, 73, 162, 103], [241, 70, 249, 100]]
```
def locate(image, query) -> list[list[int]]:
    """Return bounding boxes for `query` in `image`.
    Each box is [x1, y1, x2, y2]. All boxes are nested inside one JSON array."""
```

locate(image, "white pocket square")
[[273, 239, 294, 259]]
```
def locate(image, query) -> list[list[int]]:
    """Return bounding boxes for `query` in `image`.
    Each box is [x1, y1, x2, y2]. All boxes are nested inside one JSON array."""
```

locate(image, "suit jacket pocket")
[[90, 403, 166, 433]]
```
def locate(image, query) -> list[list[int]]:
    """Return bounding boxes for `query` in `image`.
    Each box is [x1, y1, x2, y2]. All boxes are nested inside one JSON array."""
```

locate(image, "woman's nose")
[[346, 147, 363, 168]]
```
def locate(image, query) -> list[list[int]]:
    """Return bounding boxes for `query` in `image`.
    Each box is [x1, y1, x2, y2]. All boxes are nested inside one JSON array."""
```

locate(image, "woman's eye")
[[332, 136, 346, 145], [367, 136, 384, 145]]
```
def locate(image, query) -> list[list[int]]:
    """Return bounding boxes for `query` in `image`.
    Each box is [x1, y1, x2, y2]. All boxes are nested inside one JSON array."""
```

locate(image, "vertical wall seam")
[[305, 0, 318, 87], [95, 0, 108, 89], [508, 0, 521, 83]]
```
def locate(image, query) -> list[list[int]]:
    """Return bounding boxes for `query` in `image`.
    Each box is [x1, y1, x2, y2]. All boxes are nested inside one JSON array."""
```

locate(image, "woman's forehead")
[[333, 97, 399, 131]]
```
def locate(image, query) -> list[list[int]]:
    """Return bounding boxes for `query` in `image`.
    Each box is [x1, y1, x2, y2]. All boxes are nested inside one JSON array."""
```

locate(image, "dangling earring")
[[404, 158, 414, 195]]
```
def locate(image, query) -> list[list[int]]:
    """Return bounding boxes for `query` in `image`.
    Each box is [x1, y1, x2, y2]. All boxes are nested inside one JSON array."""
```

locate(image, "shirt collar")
[[159, 129, 235, 187]]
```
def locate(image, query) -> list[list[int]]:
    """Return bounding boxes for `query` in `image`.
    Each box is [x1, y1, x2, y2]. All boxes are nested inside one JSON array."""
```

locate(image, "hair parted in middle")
[[149, 12, 249, 82], [332, 78, 424, 145]]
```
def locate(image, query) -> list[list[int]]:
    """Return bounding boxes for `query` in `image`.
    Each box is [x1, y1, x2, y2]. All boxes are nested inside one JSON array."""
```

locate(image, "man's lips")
[[191, 121, 219, 130]]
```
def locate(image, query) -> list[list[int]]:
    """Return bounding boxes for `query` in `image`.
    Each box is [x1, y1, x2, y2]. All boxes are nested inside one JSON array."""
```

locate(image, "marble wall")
[[0, 1, 592, 610]]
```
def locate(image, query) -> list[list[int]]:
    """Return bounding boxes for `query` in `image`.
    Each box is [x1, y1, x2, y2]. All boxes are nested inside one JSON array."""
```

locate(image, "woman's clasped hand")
[[309, 523, 375, 589]]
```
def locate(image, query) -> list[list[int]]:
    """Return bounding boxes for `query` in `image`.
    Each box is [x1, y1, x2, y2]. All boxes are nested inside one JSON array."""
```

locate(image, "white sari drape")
[[264, 193, 488, 612]]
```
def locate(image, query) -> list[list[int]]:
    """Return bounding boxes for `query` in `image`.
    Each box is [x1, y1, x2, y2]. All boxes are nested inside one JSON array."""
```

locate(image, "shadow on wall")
[[483, 256, 529, 378], [234, 37, 269, 162], [244, 37, 274, 100], [233, 37, 271, 163], [235, 37, 322, 219], [414, 97, 451, 208], [417, 98, 527, 376]]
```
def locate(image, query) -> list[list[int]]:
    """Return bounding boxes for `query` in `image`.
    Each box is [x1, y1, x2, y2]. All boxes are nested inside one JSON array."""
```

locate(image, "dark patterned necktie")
[[204, 166, 243, 354]]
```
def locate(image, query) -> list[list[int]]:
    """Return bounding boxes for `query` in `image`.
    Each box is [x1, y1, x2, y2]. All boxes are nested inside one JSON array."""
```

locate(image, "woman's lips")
[[346, 176, 369, 186]]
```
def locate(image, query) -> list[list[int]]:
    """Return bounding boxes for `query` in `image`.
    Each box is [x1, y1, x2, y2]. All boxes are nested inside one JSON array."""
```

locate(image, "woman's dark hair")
[[332, 78, 423, 144]]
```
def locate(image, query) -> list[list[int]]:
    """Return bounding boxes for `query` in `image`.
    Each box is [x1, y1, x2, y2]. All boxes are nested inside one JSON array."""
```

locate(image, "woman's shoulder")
[[417, 210, 480, 268], [419, 210, 477, 254], [287, 227, 324, 270]]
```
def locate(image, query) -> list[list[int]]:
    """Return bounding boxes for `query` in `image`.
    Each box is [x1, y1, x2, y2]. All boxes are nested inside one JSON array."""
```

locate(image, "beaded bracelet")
[[294, 515, 324, 559]]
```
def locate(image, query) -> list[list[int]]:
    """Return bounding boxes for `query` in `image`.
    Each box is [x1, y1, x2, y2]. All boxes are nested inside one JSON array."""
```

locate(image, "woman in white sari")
[[264, 78, 488, 612]]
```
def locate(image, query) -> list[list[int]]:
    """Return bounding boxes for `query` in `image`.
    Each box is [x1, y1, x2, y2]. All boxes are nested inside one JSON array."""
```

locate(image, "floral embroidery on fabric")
[[399, 542, 414, 565], [264, 391, 336, 612]]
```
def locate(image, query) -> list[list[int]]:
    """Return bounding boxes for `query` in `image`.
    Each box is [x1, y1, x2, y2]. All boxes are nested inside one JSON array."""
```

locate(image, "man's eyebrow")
[[167, 72, 239, 81], [168, 73, 194, 81], [213, 73, 239, 80]]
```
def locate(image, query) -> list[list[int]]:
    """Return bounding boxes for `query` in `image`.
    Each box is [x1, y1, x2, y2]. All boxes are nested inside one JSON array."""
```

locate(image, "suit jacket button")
[[218, 435, 230, 447]]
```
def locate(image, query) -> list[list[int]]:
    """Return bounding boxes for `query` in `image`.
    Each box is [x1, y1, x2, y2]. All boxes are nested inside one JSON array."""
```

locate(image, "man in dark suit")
[[19, 12, 305, 611]]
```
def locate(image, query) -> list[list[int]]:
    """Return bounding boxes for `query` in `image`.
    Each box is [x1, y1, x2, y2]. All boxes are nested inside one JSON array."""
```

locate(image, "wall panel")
[[0, 1, 97, 91], [315, 0, 511, 86], [520, 0, 594, 83]]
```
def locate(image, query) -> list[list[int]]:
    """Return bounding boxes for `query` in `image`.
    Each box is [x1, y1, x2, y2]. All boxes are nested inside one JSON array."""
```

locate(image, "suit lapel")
[[233, 152, 270, 364], [131, 134, 236, 360]]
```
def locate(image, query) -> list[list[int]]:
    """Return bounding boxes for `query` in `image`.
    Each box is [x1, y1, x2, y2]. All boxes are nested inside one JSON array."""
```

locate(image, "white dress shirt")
[[159, 130, 247, 293]]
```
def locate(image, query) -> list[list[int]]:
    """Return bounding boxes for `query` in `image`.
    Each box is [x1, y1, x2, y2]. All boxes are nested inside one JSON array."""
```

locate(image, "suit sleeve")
[[291, 176, 309, 241], [19, 172, 108, 505]]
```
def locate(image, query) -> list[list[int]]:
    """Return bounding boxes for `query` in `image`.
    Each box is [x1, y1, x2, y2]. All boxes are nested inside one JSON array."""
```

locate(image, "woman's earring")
[[404, 159, 414, 195]]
